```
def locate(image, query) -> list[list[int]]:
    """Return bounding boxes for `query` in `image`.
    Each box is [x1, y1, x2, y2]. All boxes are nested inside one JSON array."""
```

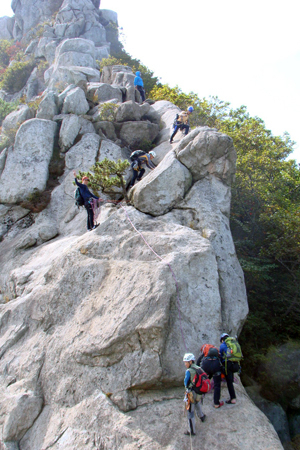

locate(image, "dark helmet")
[[207, 347, 219, 358], [220, 333, 229, 342]]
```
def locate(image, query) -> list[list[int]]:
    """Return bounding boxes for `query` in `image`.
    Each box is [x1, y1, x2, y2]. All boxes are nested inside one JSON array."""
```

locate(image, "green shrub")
[[96, 103, 119, 121], [97, 56, 128, 71], [0, 98, 18, 125], [0, 40, 11, 68], [0, 59, 35, 94], [1, 125, 19, 148], [0, 136, 9, 152]]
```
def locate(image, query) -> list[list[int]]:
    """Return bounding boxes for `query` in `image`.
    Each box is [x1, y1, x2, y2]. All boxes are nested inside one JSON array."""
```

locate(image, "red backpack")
[[192, 367, 211, 394], [200, 344, 218, 357]]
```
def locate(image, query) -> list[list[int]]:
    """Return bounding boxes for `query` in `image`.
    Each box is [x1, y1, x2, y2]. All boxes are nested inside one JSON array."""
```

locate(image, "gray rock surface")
[[61, 87, 90, 115], [116, 100, 150, 122], [151, 100, 181, 144], [59, 114, 81, 152], [0, 3, 285, 448], [175, 127, 236, 185], [120, 120, 159, 148], [11, 0, 64, 39], [0, 16, 14, 40], [130, 151, 192, 216], [92, 82, 123, 103], [0, 119, 57, 203], [2, 105, 35, 137], [36, 91, 58, 120]]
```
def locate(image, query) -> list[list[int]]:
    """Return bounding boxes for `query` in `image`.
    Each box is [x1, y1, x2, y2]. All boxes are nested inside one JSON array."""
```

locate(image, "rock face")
[[0, 119, 57, 203], [0, 16, 14, 40], [0, 3, 285, 450]]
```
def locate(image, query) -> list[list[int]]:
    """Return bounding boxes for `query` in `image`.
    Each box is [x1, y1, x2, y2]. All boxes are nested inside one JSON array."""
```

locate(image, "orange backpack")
[[200, 344, 218, 357]]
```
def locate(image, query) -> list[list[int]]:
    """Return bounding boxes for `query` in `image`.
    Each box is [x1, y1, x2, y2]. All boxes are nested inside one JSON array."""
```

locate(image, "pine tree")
[[79, 158, 130, 202]]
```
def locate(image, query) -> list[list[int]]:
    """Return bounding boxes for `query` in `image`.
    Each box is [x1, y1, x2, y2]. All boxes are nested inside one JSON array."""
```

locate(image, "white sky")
[[1, 0, 300, 160]]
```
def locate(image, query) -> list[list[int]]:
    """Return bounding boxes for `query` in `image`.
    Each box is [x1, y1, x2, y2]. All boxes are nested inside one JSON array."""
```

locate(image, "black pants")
[[223, 361, 237, 400], [170, 123, 189, 142], [130, 168, 145, 186], [84, 200, 94, 230], [201, 359, 222, 405], [136, 85, 145, 102]]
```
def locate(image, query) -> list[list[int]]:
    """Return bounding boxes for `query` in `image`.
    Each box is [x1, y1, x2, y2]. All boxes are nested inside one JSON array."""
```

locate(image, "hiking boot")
[[200, 414, 206, 422], [184, 431, 195, 436], [91, 223, 100, 230], [214, 401, 224, 408], [226, 398, 236, 404]]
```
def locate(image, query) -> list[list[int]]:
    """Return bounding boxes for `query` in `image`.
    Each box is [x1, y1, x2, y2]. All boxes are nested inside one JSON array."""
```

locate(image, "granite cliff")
[[0, 1, 284, 449]]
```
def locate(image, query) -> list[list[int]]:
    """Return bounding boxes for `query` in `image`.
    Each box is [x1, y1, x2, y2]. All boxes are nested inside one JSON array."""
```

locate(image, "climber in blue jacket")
[[134, 71, 146, 102], [73, 171, 99, 231]]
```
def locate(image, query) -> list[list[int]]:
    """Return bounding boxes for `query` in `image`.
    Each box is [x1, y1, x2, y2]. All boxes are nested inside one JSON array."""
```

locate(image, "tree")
[[79, 158, 130, 202], [216, 106, 300, 372]]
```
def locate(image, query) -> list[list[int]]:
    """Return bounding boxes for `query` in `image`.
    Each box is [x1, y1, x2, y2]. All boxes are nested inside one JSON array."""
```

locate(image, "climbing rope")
[[91, 198, 197, 442], [120, 204, 188, 352], [91, 198, 188, 351]]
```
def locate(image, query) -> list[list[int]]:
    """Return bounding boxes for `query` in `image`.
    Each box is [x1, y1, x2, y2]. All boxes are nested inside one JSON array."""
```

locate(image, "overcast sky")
[[1, 0, 300, 160]]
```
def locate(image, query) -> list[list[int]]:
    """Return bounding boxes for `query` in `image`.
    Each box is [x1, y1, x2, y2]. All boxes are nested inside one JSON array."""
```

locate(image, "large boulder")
[[47, 66, 100, 89], [165, 177, 249, 334], [54, 0, 105, 44], [2, 392, 43, 441], [175, 127, 237, 186], [130, 151, 192, 216], [93, 121, 117, 140], [11, 0, 64, 39], [100, 65, 136, 102], [65, 133, 100, 173], [115, 100, 150, 123], [54, 38, 96, 68], [90, 83, 123, 103], [0, 119, 57, 203], [36, 91, 59, 120], [120, 121, 159, 148], [2, 105, 35, 136], [61, 87, 90, 115], [81, 23, 106, 46], [59, 114, 81, 152]]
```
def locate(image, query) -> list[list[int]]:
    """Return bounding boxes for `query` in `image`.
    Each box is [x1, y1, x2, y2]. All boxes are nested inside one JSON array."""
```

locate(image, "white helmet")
[[149, 151, 156, 158], [183, 353, 195, 362]]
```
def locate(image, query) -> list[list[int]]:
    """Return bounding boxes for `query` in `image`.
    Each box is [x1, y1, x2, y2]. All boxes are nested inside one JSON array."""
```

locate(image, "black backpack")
[[130, 150, 146, 161], [75, 187, 84, 207], [172, 114, 179, 128]]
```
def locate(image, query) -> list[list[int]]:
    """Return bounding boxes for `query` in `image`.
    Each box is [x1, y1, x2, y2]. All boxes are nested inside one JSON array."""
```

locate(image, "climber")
[[199, 346, 224, 408], [183, 353, 206, 436], [219, 333, 237, 404], [130, 151, 156, 187], [170, 106, 194, 143], [134, 71, 146, 102], [73, 171, 100, 231]]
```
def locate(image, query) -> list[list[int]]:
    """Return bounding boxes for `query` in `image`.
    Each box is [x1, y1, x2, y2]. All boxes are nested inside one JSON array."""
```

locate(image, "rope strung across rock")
[[120, 204, 188, 353], [91, 198, 188, 352]]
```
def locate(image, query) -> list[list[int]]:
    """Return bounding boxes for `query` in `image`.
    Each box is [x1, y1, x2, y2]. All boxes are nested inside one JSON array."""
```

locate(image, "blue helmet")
[[188, 106, 194, 112]]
